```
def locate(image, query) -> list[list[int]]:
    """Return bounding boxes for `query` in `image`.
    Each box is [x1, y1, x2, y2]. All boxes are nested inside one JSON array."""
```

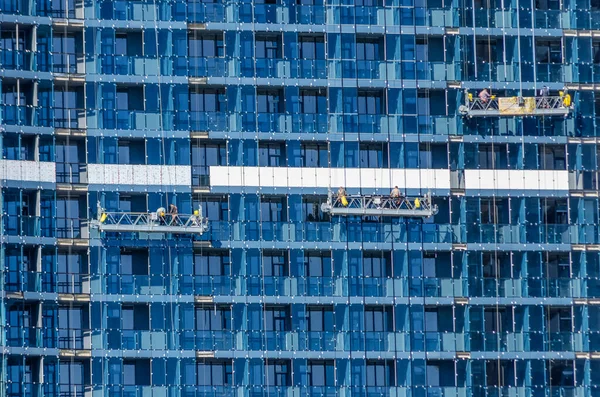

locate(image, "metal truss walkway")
[[321, 192, 438, 217], [459, 92, 573, 117], [91, 204, 209, 235]]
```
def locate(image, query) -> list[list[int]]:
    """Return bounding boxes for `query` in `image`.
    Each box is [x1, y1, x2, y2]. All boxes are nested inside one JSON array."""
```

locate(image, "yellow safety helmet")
[[194, 210, 199, 216], [559, 90, 564, 97]]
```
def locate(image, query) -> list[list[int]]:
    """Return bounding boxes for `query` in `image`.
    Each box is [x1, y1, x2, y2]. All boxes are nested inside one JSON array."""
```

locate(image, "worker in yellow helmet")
[[414, 197, 421, 209], [191, 209, 200, 226]]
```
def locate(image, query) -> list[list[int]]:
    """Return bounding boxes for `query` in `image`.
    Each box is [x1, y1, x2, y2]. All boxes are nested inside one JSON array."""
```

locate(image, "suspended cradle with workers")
[[321, 191, 438, 218], [459, 89, 573, 117], [91, 202, 209, 235]]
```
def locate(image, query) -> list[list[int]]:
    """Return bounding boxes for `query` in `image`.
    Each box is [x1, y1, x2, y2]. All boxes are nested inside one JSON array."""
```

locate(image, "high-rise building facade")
[[1, 0, 599, 396]]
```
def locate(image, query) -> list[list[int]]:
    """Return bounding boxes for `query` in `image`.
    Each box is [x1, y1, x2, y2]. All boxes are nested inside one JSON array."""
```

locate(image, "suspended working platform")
[[459, 91, 573, 117], [91, 204, 209, 235], [321, 192, 438, 217]]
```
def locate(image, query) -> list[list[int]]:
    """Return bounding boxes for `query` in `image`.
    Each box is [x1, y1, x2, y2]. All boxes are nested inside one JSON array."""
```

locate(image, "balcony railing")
[[56, 162, 82, 184], [58, 328, 88, 350]]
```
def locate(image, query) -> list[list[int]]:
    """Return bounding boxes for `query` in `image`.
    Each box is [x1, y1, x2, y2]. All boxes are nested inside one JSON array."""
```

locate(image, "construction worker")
[[190, 209, 200, 226], [156, 207, 166, 224], [390, 186, 401, 208], [478, 88, 490, 103], [337, 186, 348, 207], [539, 86, 550, 108], [414, 197, 421, 209], [169, 204, 178, 224]]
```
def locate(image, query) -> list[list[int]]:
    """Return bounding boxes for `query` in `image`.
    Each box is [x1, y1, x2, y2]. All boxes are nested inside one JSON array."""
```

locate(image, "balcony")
[[0, 49, 35, 71], [187, 1, 226, 23], [52, 52, 84, 75], [190, 111, 227, 132], [188, 57, 227, 78], [535, 63, 564, 83], [535, 9, 562, 28], [180, 386, 237, 397], [255, 58, 287, 78], [247, 330, 290, 351], [178, 275, 236, 296], [53, 107, 86, 129], [56, 162, 85, 184], [180, 330, 235, 351], [205, 220, 458, 244], [97, 0, 170, 21], [6, 325, 45, 348], [98, 54, 175, 76], [1, 104, 37, 126], [3, 270, 44, 293], [290, 59, 327, 79], [58, 328, 90, 350], [293, 5, 326, 24], [2, 215, 43, 237], [330, 5, 383, 25], [257, 112, 285, 133], [248, 386, 291, 397]]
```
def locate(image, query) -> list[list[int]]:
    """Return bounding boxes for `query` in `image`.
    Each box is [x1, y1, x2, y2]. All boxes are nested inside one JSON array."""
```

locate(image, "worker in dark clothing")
[[479, 88, 491, 103], [390, 186, 401, 208], [539, 86, 550, 108]]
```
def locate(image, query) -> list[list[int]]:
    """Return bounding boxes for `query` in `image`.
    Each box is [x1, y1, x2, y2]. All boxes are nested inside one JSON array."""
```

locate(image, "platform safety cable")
[[149, 0, 179, 382], [58, 14, 79, 388], [472, 0, 478, 78], [248, 3, 273, 393], [189, 0, 210, 392]]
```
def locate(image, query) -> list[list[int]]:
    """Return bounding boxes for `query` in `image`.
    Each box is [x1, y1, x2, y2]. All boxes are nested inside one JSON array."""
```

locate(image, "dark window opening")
[[123, 359, 151, 386], [301, 142, 329, 167], [120, 249, 149, 276], [359, 142, 388, 168], [189, 33, 224, 58], [265, 361, 290, 386], [196, 360, 233, 386], [536, 40, 562, 63], [356, 36, 384, 61], [357, 90, 384, 115], [260, 196, 286, 222], [264, 306, 290, 331], [195, 305, 232, 331], [302, 197, 331, 223], [259, 142, 286, 167], [122, 305, 150, 331], [299, 35, 325, 60], [256, 34, 282, 59], [263, 250, 289, 277], [364, 306, 393, 332], [307, 360, 335, 387], [304, 251, 333, 277], [299, 89, 327, 114], [194, 250, 231, 276], [366, 361, 395, 387], [307, 306, 334, 332]]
